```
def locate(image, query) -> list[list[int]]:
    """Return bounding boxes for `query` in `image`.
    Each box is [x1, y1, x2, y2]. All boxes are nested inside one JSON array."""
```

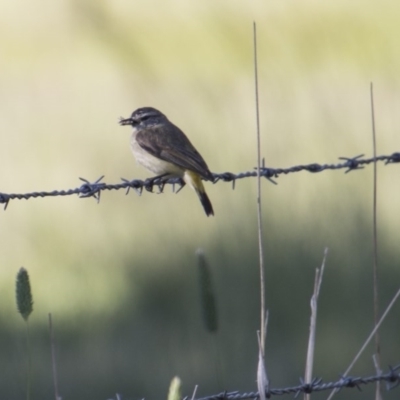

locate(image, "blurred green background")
[[1, 0, 399, 399]]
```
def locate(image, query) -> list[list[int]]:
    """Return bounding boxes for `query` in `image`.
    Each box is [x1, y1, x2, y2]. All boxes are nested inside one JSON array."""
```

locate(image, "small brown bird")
[[119, 107, 214, 216]]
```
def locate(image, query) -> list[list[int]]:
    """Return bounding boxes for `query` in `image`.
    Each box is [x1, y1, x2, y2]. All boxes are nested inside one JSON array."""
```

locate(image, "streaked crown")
[[119, 107, 167, 127]]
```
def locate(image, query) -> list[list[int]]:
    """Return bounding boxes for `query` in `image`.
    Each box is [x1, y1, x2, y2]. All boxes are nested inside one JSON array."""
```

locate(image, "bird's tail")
[[184, 171, 214, 217]]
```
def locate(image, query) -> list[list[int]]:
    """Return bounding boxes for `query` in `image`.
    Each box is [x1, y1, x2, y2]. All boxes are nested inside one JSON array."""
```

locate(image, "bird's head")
[[119, 107, 167, 127]]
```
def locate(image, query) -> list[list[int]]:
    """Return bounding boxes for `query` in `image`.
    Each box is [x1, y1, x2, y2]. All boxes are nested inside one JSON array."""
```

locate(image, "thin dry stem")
[[191, 385, 198, 400], [304, 248, 328, 400], [253, 21, 265, 353], [253, 19, 269, 397], [49, 313, 61, 400], [372, 354, 382, 376], [26, 321, 31, 400], [257, 312, 269, 400], [370, 82, 381, 400]]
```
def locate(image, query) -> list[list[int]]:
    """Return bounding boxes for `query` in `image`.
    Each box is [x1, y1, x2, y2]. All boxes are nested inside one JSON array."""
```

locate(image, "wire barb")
[[338, 374, 362, 391], [339, 154, 365, 173], [78, 176, 105, 203], [386, 365, 400, 390], [385, 152, 400, 164], [120, 178, 144, 196]]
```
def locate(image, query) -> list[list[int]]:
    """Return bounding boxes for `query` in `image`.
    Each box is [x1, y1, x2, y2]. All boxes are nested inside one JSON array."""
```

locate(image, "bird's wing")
[[136, 125, 213, 180]]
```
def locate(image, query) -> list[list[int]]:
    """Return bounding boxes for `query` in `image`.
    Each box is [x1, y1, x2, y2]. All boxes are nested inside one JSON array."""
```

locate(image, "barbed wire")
[[187, 364, 400, 400], [0, 152, 399, 210]]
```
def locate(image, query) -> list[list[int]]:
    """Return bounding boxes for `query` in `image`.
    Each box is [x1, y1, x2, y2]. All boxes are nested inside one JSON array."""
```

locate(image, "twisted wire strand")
[[0, 152, 399, 210], [189, 364, 400, 400]]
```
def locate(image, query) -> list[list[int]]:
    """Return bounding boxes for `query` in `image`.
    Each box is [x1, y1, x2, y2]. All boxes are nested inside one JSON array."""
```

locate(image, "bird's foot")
[[144, 174, 168, 193]]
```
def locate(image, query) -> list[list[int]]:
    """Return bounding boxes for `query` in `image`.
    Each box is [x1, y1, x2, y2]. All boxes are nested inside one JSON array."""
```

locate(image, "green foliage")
[[167, 377, 182, 400], [16, 268, 33, 322], [196, 249, 218, 333]]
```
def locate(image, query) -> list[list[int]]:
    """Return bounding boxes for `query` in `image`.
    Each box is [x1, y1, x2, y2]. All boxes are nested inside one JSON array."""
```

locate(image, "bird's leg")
[[174, 178, 186, 194], [144, 173, 169, 193]]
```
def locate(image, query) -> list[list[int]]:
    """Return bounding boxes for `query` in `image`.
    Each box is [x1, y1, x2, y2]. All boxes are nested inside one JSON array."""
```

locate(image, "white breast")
[[130, 130, 184, 177]]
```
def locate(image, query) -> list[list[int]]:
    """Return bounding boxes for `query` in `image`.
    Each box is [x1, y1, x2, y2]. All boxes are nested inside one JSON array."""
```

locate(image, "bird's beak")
[[119, 116, 133, 126]]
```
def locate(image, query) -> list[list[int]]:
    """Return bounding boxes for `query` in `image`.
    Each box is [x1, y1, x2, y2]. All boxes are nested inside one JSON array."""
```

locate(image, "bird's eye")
[[141, 115, 150, 121]]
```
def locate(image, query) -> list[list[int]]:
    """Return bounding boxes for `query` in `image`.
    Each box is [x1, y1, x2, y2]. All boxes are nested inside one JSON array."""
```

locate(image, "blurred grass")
[[0, 0, 400, 399]]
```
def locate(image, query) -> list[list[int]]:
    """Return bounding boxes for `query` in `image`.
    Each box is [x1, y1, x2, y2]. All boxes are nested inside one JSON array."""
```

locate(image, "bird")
[[119, 107, 214, 216]]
